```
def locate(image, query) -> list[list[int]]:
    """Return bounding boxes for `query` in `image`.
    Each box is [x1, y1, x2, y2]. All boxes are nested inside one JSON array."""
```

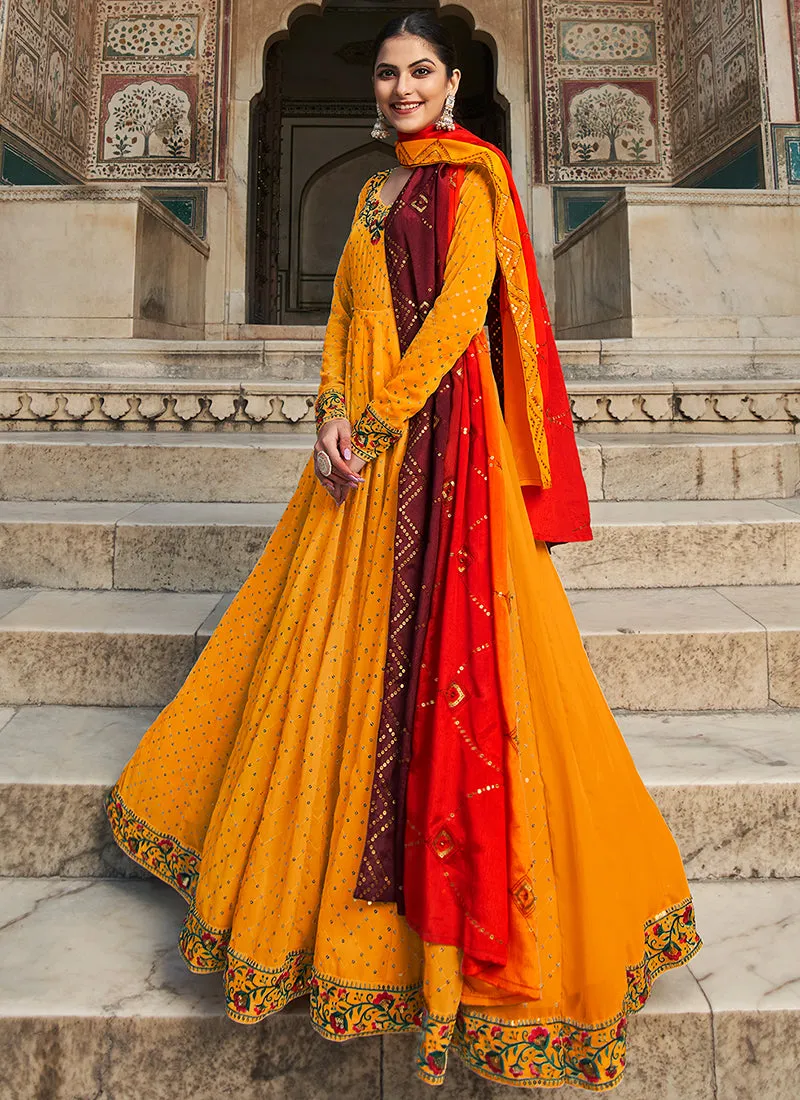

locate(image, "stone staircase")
[[0, 335, 799, 1100]]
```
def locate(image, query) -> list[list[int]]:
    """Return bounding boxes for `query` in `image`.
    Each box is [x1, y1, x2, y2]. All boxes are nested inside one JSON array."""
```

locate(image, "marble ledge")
[[0, 186, 209, 256], [0, 376, 320, 394], [618, 709, 800, 785], [5, 702, 793, 790], [1, 585, 797, 640], [715, 585, 800, 630], [0, 704, 154, 784]]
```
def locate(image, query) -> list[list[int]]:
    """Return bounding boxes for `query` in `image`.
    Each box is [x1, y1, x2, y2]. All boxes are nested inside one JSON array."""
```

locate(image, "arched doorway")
[[247, 3, 508, 325]]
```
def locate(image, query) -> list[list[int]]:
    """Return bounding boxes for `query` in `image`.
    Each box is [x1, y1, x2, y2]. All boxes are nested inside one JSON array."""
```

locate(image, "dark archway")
[[247, 3, 508, 325]]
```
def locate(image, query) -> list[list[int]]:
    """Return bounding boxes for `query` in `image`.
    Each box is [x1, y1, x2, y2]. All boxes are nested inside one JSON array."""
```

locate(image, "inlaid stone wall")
[[0, 0, 94, 175], [665, 0, 762, 179], [86, 0, 227, 179], [540, 0, 673, 182]]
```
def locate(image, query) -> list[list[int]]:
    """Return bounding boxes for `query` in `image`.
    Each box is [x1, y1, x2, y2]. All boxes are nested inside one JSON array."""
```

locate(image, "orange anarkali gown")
[[106, 156, 700, 1092]]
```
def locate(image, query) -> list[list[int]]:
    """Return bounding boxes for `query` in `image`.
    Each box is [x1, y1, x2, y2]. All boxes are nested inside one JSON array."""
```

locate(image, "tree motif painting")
[[564, 82, 657, 164], [11, 45, 38, 110], [722, 45, 749, 110], [90, 1, 218, 180], [70, 99, 87, 149], [102, 78, 194, 160], [696, 49, 717, 134]]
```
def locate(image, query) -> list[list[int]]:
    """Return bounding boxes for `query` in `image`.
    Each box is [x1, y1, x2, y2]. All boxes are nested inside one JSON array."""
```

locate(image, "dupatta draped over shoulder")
[[392, 124, 591, 548]]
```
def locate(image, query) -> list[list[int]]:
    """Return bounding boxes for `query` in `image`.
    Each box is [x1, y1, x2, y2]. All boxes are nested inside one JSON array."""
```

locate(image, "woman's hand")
[[314, 418, 366, 505]]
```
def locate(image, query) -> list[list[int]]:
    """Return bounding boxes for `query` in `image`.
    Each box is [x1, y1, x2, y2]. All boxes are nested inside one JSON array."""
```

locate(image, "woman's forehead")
[[374, 35, 438, 68]]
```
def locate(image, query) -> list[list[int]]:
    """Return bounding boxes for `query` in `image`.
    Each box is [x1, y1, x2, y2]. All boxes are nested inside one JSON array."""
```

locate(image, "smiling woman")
[[105, 10, 701, 1095], [373, 15, 461, 138]]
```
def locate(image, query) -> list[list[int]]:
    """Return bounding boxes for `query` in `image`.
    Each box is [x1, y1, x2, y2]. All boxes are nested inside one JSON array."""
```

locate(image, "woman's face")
[[373, 34, 460, 135]]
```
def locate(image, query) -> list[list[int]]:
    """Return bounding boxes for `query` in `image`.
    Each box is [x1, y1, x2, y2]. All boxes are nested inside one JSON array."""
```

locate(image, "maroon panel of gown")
[[354, 164, 458, 906]]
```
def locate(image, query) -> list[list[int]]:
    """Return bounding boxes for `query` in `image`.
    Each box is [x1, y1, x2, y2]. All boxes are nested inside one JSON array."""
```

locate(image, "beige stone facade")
[[0, 0, 798, 334]]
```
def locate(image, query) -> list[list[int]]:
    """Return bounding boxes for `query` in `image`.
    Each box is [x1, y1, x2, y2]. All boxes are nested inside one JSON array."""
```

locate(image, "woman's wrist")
[[351, 402, 402, 461], [315, 388, 348, 431]]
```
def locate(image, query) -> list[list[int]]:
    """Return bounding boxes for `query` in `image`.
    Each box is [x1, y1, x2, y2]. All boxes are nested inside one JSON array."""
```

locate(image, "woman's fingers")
[[327, 447, 363, 484], [314, 421, 364, 502], [322, 478, 352, 506], [337, 422, 353, 463], [316, 424, 363, 486]]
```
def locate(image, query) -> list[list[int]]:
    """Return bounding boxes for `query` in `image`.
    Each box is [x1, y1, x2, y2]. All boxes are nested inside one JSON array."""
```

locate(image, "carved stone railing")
[[0, 380, 796, 432]]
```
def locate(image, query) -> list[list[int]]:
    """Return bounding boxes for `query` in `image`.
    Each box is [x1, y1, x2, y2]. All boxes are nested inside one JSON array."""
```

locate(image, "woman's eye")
[[413, 67, 432, 77]]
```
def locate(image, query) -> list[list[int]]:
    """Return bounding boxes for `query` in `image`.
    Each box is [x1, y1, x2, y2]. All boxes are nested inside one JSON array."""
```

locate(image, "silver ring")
[[315, 450, 333, 478]]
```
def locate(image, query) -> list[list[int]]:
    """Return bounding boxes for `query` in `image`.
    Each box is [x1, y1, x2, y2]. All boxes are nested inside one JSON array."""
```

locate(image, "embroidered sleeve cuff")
[[351, 402, 403, 461], [315, 389, 348, 431]]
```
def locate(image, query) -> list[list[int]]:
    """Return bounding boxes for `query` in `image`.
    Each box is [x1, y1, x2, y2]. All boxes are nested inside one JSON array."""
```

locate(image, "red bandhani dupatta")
[[356, 127, 591, 988]]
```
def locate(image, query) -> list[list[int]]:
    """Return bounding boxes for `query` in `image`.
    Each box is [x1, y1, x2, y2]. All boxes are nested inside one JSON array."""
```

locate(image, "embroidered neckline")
[[358, 170, 393, 244]]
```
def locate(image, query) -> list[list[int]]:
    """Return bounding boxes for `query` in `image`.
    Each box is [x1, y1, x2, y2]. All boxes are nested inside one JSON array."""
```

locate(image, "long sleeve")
[[315, 244, 353, 429], [350, 167, 496, 462]]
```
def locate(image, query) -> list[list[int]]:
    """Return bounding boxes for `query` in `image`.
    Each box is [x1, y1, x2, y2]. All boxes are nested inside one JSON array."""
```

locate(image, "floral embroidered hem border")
[[351, 402, 403, 461], [315, 388, 348, 430], [105, 787, 702, 1092]]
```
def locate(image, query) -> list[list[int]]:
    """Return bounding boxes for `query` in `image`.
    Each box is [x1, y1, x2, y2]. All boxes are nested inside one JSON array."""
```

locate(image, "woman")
[[106, 13, 701, 1091]]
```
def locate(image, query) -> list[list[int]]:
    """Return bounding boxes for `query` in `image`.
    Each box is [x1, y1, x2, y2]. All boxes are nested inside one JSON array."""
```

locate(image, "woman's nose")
[[395, 74, 414, 97]]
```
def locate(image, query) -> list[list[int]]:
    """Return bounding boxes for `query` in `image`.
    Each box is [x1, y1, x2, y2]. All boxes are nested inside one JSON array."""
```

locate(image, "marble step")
[[0, 876, 797, 1100], [0, 705, 797, 881], [0, 375, 798, 435], [0, 432, 797, 503], [553, 498, 800, 589], [0, 501, 285, 592], [1, 499, 800, 592], [1, 332, 800, 381], [0, 585, 797, 710]]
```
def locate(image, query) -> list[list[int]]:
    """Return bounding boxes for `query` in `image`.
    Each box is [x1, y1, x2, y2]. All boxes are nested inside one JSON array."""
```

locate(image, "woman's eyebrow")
[[375, 57, 437, 70]]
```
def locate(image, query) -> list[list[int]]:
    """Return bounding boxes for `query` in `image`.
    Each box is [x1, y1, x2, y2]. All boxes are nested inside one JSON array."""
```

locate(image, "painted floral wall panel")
[[541, 0, 672, 181], [665, 0, 761, 179], [0, 0, 94, 174], [87, 0, 223, 179]]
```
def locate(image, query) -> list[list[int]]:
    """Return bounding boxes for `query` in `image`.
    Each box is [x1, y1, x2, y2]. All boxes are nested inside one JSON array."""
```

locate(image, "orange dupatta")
[[396, 125, 592, 546]]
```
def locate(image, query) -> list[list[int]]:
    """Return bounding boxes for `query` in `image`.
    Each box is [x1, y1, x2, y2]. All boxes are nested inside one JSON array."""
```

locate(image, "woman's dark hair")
[[372, 12, 458, 76]]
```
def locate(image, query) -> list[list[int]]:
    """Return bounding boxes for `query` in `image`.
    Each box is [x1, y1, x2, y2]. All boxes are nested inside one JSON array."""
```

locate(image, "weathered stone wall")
[[664, 0, 763, 180], [0, 0, 95, 176]]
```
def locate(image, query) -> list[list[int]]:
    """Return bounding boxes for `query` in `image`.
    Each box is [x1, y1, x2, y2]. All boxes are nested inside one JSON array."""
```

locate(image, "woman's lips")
[[390, 102, 423, 114]]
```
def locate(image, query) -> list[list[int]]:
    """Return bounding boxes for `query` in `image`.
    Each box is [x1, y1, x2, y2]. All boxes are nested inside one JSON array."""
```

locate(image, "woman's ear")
[[449, 68, 462, 96]]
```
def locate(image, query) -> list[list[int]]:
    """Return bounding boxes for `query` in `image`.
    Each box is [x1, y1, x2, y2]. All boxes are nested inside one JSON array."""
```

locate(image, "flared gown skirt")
[[106, 309, 700, 1092]]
